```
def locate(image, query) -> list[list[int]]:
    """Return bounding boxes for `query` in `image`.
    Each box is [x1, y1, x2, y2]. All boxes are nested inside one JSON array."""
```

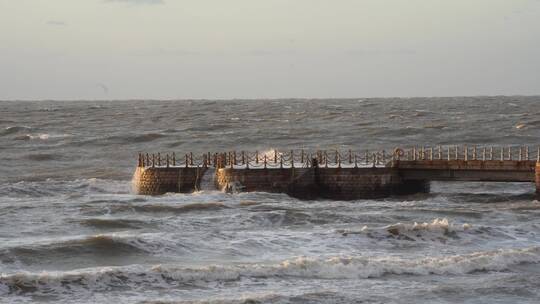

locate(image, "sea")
[[1, 96, 540, 303]]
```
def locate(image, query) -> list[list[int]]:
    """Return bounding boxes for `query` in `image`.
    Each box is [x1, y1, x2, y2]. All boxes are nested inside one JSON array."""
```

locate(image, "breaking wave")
[[337, 218, 477, 242], [0, 126, 32, 136], [2, 247, 539, 295], [0, 233, 169, 266], [0, 178, 130, 198]]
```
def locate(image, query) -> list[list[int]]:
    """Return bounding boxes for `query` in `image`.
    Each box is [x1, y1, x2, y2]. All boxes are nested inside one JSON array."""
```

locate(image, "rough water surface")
[[0, 97, 539, 303]]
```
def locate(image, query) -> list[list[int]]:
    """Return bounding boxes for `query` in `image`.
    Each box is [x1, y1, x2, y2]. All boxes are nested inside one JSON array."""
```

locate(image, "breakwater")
[[133, 146, 540, 199]]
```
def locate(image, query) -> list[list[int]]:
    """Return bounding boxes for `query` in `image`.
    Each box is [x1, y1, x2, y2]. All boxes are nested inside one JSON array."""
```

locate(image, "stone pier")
[[133, 146, 539, 199], [133, 166, 430, 200]]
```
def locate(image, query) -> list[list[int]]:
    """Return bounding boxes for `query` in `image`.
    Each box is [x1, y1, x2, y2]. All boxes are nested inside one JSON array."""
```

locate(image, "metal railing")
[[137, 145, 540, 169]]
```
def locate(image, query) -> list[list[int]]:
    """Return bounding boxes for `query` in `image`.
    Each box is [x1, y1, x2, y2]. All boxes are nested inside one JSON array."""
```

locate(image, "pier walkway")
[[133, 145, 540, 199]]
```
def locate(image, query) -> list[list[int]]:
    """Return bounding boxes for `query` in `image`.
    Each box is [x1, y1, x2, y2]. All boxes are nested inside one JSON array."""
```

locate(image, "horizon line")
[[1, 94, 539, 102]]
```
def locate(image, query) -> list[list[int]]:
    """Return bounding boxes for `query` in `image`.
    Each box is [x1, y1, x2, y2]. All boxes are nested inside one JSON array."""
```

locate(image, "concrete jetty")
[[133, 146, 540, 199]]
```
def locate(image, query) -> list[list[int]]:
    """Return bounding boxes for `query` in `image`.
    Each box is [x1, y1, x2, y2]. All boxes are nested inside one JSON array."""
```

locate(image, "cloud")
[[46, 20, 67, 26], [104, 0, 165, 5]]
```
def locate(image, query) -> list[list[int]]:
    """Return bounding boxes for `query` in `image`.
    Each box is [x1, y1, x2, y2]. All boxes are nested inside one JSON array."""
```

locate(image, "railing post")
[[241, 151, 245, 165], [190, 152, 194, 166], [280, 154, 283, 168], [526, 146, 529, 161], [429, 147, 433, 160], [489, 147, 493, 160], [354, 154, 358, 168], [325, 151, 328, 168], [146, 153, 150, 167], [338, 151, 341, 168], [413, 147, 417, 161], [256, 151, 259, 164], [301, 149, 304, 164], [447, 146, 450, 161], [152, 154, 155, 167], [173, 152, 176, 166], [473, 146, 477, 160], [464, 145, 468, 161], [166, 154, 170, 168], [500, 147, 504, 160], [438, 146, 442, 160], [519, 146, 523, 161], [508, 146, 511, 160], [455, 145, 458, 160], [157, 153, 161, 166], [264, 154, 267, 169], [274, 149, 278, 164], [185, 154, 189, 168], [233, 151, 237, 166], [482, 147, 486, 161], [365, 150, 369, 165], [291, 150, 294, 168]]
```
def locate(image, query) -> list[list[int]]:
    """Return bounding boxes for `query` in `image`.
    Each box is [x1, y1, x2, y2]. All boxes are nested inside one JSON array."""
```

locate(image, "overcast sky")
[[1, 0, 539, 100]]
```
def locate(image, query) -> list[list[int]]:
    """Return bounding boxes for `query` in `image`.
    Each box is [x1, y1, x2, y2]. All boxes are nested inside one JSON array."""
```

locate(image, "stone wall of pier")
[[133, 166, 205, 195], [214, 167, 428, 200], [215, 168, 318, 199], [133, 166, 432, 199]]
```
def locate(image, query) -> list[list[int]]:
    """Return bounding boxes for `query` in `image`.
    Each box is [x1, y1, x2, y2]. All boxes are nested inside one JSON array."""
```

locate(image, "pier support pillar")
[[535, 161, 540, 198]]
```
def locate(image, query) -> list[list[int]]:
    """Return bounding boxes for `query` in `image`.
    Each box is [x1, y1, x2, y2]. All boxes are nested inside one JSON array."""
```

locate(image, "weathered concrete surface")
[[395, 160, 535, 182]]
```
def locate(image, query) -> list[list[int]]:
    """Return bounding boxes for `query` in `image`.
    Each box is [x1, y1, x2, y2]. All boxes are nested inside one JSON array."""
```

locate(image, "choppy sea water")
[[1, 97, 540, 304]]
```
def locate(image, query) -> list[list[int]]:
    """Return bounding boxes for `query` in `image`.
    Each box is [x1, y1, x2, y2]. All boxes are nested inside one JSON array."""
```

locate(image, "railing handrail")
[[137, 145, 540, 169]]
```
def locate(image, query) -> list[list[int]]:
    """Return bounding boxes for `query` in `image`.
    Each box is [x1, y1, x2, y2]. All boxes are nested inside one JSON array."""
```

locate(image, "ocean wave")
[[79, 218, 149, 229], [103, 133, 167, 144], [102, 202, 229, 215], [12, 132, 72, 141], [2, 247, 539, 295], [25, 153, 63, 161], [337, 218, 473, 241], [0, 126, 32, 136], [0, 178, 131, 198], [138, 291, 343, 304], [0, 234, 151, 266]]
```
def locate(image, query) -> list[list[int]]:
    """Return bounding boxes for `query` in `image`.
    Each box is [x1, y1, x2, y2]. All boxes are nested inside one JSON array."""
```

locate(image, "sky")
[[1, 0, 539, 100]]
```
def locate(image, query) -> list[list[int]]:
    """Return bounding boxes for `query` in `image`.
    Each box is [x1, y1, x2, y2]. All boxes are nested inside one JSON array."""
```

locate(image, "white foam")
[[24, 133, 71, 140], [2, 247, 539, 295], [153, 246, 540, 280], [198, 168, 216, 191], [338, 218, 474, 241]]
